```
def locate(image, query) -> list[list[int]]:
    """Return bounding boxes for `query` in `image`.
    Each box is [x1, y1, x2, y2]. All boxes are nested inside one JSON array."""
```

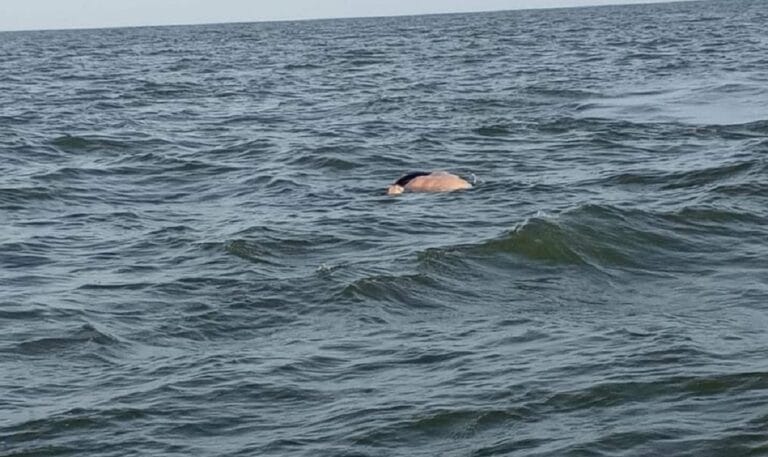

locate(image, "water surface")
[[2, 1, 768, 456]]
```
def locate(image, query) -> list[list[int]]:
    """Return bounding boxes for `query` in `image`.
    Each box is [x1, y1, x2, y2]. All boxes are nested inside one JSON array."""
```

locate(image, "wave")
[[701, 120, 768, 138], [50, 134, 130, 153], [337, 273, 448, 308], [0, 186, 57, 208], [28, 154, 241, 189], [416, 203, 765, 273], [523, 85, 603, 100], [529, 116, 764, 139], [224, 231, 350, 278], [713, 181, 768, 197], [136, 80, 203, 98], [10, 323, 122, 356], [349, 370, 768, 455], [286, 147, 362, 171], [472, 122, 526, 137], [326, 201, 766, 312], [600, 160, 758, 190], [667, 206, 766, 226]]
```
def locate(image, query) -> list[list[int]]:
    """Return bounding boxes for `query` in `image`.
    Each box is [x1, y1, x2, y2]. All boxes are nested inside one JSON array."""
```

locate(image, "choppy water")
[[2, 1, 768, 455]]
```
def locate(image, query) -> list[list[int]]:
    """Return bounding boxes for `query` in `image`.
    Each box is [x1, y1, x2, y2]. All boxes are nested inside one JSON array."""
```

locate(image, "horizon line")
[[0, 0, 698, 34]]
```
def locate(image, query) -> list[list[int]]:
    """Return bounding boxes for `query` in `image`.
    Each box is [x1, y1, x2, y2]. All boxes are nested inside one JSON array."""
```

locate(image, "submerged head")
[[386, 184, 405, 195]]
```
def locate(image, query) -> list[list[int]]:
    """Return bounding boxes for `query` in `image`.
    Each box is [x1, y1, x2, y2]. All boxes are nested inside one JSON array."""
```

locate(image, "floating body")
[[387, 171, 472, 195]]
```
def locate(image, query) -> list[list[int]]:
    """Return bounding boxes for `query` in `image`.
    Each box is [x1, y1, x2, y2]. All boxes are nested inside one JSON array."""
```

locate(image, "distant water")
[[2, 1, 768, 456]]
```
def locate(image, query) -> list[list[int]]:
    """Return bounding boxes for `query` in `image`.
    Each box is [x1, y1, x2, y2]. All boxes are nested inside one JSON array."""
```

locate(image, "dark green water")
[[2, 1, 768, 455]]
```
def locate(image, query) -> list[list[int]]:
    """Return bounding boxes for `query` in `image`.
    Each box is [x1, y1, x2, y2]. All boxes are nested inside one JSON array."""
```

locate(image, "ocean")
[[2, 1, 768, 455]]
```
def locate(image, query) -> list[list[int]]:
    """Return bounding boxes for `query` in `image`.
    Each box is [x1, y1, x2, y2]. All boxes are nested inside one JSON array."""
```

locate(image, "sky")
[[0, 0, 686, 32]]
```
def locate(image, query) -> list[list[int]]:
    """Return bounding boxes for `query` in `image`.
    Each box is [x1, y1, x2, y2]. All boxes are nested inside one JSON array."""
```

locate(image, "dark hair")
[[394, 172, 431, 187]]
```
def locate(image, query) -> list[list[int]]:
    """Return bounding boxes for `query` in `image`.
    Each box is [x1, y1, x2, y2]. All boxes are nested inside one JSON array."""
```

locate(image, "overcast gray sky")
[[1, 0, 684, 32]]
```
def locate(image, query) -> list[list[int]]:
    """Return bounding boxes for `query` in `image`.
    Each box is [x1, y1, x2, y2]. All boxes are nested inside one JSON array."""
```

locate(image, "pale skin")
[[387, 171, 472, 195]]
